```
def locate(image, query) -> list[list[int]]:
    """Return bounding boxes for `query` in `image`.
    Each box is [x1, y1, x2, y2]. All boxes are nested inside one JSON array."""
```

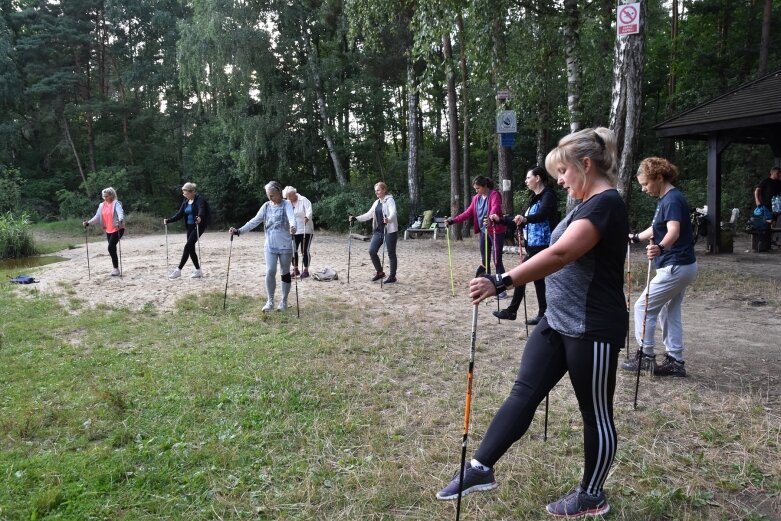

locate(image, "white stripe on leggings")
[[586, 341, 616, 495]]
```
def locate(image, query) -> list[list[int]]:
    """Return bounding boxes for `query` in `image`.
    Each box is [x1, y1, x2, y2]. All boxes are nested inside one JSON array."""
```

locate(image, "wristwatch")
[[657, 243, 665, 253], [486, 273, 513, 294]]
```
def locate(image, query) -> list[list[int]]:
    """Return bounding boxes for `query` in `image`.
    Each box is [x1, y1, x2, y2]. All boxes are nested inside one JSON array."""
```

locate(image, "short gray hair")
[[182, 182, 197, 192], [265, 181, 283, 195], [282, 186, 297, 198], [101, 187, 117, 199]]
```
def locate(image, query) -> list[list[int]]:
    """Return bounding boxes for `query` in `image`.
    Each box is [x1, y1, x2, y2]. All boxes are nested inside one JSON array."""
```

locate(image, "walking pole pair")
[[223, 234, 233, 310], [196, 221, 203, 269], [165, 222, 170, 276], [483, 225, 500, 323], [516, 226, 547, 441], [380, 216, 387, 290], [347, 219, 353, 284], [455, 303, 480, 520], [118, 231, 123, 278], [84, 224, 91, 280], [446, 223, 456, 297], [291, 236, 300, 318], [625, 242, 632, 360], [634, 239, 654, 410]]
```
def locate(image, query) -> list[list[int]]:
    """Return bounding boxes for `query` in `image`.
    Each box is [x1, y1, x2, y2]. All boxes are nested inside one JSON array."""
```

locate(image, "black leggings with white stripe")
[[474, 317, 619, 495]]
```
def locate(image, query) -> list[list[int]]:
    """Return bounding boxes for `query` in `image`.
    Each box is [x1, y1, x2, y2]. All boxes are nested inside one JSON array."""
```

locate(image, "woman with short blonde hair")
[[83, 187, 125, 276], [164, 182, 210, 279]]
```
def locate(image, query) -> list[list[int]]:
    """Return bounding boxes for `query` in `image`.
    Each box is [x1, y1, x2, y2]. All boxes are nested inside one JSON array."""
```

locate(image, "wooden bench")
[[404, 217, 447, 240]]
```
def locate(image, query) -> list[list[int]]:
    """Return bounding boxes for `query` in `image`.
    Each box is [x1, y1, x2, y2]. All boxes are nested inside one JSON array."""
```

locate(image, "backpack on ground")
[[9, 274, 38, 284], [312, 266, 338, 281]]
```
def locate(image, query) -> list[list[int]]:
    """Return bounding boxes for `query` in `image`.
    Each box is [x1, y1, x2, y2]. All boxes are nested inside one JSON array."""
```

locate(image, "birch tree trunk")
[[303, 30, 348, 186], [563, 0, 583, 133], [609, 0, 647, 206], [457, 12, 470, 238], [492, 9, 513, 216], [62, 114, 87, 188], [443, 32, 462, 240], [406, 59, 420, 224]]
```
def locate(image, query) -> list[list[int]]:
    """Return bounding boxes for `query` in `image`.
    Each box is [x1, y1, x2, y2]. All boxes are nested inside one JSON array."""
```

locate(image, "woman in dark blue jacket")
[[164, 182, 209, 279]]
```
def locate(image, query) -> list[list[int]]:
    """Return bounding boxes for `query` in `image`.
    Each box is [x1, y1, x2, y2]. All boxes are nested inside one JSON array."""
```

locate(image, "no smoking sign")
[[617, 2, 641, 36]]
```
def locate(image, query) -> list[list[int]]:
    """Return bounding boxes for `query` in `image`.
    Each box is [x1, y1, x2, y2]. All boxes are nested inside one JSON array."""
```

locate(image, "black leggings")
[[293, 233, 313, 268], [106, 229, 125, 268], [505, 245, 547, 316], [179, 223, 206, 270], [473, 317, 619, 496]]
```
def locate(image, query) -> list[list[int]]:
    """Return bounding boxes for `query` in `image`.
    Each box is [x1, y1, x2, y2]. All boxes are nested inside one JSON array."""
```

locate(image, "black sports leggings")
[[179, 223, 206, 270], [474, 317, 619, 496], [106, 229, 125, 269], [293, 233, 312, 268]]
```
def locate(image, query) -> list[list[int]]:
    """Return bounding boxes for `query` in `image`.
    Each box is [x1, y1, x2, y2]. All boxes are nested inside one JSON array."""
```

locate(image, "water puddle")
[[0, 255, 69, 271]]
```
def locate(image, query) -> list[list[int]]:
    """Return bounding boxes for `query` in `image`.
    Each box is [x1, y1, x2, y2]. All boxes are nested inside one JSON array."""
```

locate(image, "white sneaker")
[[277, 300, 288, 311], [262, 300, 274, 312], [168, 268, 182, 279], [110, 268, 120, 276], [190, 268, 203, 278]]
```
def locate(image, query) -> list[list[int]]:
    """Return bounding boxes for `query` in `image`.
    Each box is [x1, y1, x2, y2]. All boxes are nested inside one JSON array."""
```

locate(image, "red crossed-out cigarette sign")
[[617, 2, 641, 36]]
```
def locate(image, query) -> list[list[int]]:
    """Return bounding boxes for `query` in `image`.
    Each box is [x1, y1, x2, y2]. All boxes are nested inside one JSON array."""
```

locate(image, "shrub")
[[0, 212, 37, 259]]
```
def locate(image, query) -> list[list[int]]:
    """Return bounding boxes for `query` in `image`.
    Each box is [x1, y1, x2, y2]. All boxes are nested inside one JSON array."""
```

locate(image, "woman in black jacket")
[[164, 182, 209, 279]]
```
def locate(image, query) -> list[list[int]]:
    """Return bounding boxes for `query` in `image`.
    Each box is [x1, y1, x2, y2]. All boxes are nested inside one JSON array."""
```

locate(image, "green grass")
[[0, 284, 778, 519]]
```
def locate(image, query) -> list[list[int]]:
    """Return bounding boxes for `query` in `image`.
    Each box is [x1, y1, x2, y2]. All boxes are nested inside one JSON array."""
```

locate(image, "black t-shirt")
[[546, 189, 630, 344], [757, 177, 781, 209]]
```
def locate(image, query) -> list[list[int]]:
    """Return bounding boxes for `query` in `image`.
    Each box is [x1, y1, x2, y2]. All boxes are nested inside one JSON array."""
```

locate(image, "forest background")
[[0, 0, 779, 243]]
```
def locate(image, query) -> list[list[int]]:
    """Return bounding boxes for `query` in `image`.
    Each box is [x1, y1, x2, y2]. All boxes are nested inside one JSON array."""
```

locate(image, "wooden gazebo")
[[654, 68, 781, 253]]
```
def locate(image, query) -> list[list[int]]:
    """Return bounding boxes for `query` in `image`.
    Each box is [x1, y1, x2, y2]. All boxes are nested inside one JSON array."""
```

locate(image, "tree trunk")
[[406, 60, 420, 224], [62, 114, 87, 189], [303, 30, 348, 186], [443, 32, 462, 240], [663, 0, 679, 160], [609, 0, 647, 206], [563, 0, 583, 133], [758, 0, 772, 77], [492, 7, 512, 216], [457, 12, 470, 238]]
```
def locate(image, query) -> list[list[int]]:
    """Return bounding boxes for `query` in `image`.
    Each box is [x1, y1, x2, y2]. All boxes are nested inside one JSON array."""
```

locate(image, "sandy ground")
[[15, 229, 781, 402]]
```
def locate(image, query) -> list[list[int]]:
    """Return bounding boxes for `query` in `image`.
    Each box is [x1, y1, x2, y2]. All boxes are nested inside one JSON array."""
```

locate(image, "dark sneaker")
[[546, 486, 610, 518], [526, 315, 543, 326], [300, 270, 310, 279], [371, 272, 385, 282], [654, 354, 687, 377], [493, 308, 517, 320], [620, 352, 656, 373], [384, 275, 397, 284], [293, 267, 301, 277], [436, 462, 498, 500]]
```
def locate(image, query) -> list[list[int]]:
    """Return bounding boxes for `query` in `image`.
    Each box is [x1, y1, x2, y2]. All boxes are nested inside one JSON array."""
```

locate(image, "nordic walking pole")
[[165, 222, 170, 276], [196, 221, 202, 268], [84, 224, 91, 280], [292, 236, 300, 319], [118, 232, 123, 278], [347, 217, 353, 284], [380, 217, 387, 290], [488, 223, 500, 322], [625, 241, 632, 360], [456, 303, 480, 521], [634, 239, 654, 410], [446, 223, 456, 297], [223, 234, 233, 310]]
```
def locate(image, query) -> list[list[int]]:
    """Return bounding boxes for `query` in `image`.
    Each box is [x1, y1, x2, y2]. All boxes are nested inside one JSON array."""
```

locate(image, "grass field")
[[1, 232, 779, 520]]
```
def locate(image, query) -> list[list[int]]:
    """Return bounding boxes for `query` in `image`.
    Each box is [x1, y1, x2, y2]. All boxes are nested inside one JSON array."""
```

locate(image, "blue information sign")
[[500, 133, 515, 148]]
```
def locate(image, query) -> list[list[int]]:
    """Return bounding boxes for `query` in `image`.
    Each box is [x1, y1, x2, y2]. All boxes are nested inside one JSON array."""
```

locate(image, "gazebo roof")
[[654, 68, 781, 144]]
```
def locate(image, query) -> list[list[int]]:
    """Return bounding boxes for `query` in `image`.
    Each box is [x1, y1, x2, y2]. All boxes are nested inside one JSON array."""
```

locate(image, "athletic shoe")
[[191, 268, 203, 278], [654, 354, 687, 377], [262, 300, 274, 312], [277, 300, 288, 311], [168, 268, 182, 279], [300, 270, 310, 279], [497, 291, 508, 299], [493, 309, 517, 320], [384, 275, 397, 284], [527, 315, 543, 326], [293, 267, 301, 277], [546, 486, 609, 518], [620, 352, 656, 373], [110, 268, 120, 276], [436, 462, 498, 500], [372, 272, 385, 282]]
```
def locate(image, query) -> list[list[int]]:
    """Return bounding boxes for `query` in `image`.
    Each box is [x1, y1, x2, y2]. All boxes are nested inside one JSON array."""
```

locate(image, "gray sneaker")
[[436, 462, 498, 500], [546, 486, 610, 518], [620, 352, 656, 373], [654, 354, 687, 377]]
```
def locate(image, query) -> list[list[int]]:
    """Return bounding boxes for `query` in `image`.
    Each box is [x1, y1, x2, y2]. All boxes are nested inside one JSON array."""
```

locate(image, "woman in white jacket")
[[283, 186, 314, 279], [350, 182, 398, 284], [83, 187, 125, 276]]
